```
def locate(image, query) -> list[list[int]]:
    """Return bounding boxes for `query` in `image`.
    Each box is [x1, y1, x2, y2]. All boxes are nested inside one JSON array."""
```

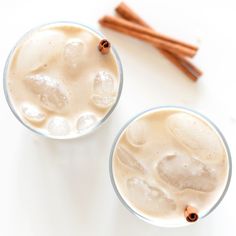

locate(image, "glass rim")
[[3, 21, 123, 140], [109, 105, 232, 228]]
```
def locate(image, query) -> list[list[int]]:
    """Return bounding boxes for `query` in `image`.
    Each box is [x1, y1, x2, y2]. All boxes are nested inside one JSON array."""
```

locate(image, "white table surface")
[[0, 0, 236, 235]]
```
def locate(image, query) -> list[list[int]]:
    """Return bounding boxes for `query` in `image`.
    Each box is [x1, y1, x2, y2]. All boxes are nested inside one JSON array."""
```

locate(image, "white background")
[[0, 0, 236, 235]]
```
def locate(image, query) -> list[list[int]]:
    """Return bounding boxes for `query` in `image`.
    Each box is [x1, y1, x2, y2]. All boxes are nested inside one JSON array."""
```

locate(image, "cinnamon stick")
[[115, 2, 202, 80], [116, 2, 150, 28], [98, 39, 111, 54], [184, 206, 199, 222], [106, 15, 197, 51], [99, 16, 197, 58], [160, 49, 202, 81]]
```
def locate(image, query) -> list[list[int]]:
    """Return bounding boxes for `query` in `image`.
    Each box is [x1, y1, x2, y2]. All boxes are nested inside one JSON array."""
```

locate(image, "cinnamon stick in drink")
[[184, 206, 199, 222], [98, 39, 111, 54]]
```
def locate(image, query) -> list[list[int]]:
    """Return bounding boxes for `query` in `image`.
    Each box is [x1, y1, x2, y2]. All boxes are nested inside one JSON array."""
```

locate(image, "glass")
[[3, 22, 123, 139], [109, 106, 232, 227]]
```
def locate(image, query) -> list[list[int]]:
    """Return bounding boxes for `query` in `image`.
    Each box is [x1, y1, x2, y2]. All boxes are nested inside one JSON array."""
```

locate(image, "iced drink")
[[111, 107, 230, 227], [4, 22, 122, 138]]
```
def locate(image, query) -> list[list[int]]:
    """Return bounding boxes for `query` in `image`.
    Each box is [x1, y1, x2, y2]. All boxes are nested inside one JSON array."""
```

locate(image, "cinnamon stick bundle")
[[115, 2, 202, 81], [98, 2, 202, 81]]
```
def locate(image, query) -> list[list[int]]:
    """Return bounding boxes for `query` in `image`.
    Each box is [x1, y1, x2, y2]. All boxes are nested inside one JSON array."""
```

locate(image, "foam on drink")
[[5, 23, 121, 138], [112, 108, 229, 226]]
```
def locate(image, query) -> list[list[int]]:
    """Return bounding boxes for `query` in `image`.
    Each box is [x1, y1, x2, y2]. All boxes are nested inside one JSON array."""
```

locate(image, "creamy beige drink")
[[111, 107, 230, 227], [5, 22, 122, 138]]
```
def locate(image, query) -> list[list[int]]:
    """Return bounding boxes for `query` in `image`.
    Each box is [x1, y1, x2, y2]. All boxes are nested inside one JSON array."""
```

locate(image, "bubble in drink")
[[116, 145, 145, 173], [126, 120, 147, 146], [47, 117, 70, 136], [25, 74, 68, 112], [167, 113, 224, 162], [76, 112, 97, 132], [92, 71, 116, 108], [63, 39, 85, 69], [16, 30, 65, 73], [157, 154, 217, 192], [21, 103, 45, 123], [127, 177, 176, 215]]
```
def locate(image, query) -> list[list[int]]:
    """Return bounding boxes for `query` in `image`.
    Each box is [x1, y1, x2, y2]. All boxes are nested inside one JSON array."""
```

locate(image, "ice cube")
[[126, 120, 148, 146], [21, 103, 45, 123], [167, 112, 225, 163], [127, 177, 176, 215], [93, 71, 114, 95], [63, 39, 85, 69], [91, 71, 116, 108], [25, 74, 68, 112], [76, 112, 97, 132], [91, 95, 115, 108], [16, 29, 65, 73], [157, 154, 217, 192], [116, 145, 145, 173], [47, 117, 70, 136]]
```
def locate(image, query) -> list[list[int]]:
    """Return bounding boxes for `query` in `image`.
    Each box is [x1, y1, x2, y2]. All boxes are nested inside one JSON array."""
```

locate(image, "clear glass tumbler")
[[109, 106, 231, 227], [3, 22, 123, 139]]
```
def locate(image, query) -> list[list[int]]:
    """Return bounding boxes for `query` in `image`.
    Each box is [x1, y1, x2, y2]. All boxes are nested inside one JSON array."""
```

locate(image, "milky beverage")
[[5, 23, 120, 138], [112, 108, 229, 226]]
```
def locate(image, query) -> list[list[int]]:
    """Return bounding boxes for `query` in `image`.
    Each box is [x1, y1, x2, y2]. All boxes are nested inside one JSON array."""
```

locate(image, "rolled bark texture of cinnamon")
[[184, 206, 199, 222], [98, 39, 111, 54]]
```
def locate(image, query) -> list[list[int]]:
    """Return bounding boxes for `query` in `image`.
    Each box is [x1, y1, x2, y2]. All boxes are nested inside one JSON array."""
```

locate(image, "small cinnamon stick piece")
[[115, 2, 202, 81], [99, 16, 197, 58], [98, 39, 111, 54], [184, 206, 199, 222]]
